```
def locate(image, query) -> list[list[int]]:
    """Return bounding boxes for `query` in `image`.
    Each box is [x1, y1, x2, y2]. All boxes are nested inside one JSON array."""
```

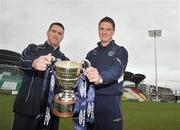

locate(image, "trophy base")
[[53, 94, 75, 118], [52, 108, 73, 118]]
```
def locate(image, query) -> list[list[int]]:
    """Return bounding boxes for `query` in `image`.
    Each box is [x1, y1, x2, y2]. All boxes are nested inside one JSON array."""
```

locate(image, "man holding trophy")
[[12, 22, 69, 130], [86, 17, 128, 130]]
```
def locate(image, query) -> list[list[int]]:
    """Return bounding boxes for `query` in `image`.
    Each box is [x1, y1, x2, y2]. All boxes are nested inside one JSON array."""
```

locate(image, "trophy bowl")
[[53, 61, 82, 118]]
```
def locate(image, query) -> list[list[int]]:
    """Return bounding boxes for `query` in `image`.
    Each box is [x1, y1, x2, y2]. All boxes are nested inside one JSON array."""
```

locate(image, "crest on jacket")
[[108, 50, 115, 56]]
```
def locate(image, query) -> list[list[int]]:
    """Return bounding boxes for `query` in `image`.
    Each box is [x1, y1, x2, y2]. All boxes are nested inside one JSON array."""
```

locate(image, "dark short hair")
[[48, 22, 65, 31], [99, 17, 115, 30]]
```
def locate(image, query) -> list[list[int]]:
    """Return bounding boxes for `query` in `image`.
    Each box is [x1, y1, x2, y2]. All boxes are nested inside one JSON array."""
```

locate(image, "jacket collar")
[[97, 40, 115, 48], [44, 41, 60, 51]]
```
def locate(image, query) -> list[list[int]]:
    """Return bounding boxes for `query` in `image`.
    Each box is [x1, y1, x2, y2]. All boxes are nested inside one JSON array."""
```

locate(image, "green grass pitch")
[[0, 94, 180, 130]]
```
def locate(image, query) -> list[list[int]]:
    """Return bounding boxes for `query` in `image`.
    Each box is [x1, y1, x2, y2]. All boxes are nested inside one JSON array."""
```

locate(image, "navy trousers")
[[11, 113, 59, 130], [88, 95, 123, 130]]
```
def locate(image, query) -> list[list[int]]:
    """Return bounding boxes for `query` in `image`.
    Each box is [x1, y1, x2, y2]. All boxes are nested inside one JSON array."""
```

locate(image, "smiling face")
[[46, 25, 64, 48], [98, 22, 115, 46]]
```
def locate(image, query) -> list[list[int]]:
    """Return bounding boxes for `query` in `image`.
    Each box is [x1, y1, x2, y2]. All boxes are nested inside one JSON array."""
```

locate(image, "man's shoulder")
[[112, 42, 128, 58], [87, 46, 98, 55], [86, 46, 98, 60], [26, 43, 44, 49], [55, 49, 69, 61], [22, 43, 47, 55], [113, 42, 128, 51], [24, 43, 38, 52], [36, 43, 46, 49], [56, 49, 65, 56]]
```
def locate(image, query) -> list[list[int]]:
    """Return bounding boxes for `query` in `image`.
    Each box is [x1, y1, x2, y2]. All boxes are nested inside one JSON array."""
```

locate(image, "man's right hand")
[[32, 53, 52, 71], [86, 67, 103, 85]]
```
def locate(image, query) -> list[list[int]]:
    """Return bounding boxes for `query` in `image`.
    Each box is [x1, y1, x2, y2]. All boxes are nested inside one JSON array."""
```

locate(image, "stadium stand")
[[131, 87, 147, 101], [125, 87, 144, 102], [0, 49, 20, 66], [123, 72, 147, 102], [123, 87, 139, 102], [0, 49, 23, 94]]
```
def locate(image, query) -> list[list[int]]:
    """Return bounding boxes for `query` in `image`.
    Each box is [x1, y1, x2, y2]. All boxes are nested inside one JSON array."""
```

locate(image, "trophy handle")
[[81, 59, 91, 68]]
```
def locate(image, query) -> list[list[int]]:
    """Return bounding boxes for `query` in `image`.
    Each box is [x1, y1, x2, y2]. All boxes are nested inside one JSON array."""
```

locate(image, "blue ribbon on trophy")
[[43, 63, 56, 127], [73, 61, 95, 130], [35, 60, 57, 130], [86, 84, 95, 124]]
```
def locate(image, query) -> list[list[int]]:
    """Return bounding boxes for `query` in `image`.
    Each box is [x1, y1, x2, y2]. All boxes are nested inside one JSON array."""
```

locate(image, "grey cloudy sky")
[[0, 0, 180, 90]]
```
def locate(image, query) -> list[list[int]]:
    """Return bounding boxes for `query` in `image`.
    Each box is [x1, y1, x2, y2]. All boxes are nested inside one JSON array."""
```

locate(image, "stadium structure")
[[123, 71, 148, 102], [123, 71, 178, 102], [0, 49, 23, 94], [0, 49, 179, 102]]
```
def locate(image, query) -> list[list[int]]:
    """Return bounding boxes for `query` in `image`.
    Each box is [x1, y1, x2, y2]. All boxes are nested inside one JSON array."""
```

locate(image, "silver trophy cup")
[[52, 61, 82, 118]]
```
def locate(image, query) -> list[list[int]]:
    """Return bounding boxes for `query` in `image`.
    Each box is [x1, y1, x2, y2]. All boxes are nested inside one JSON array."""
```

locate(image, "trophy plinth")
[[52, 61, 81, 118]]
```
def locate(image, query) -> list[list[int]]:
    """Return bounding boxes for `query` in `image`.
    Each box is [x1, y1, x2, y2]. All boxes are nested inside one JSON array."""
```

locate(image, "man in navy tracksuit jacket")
[[86, 17, 128, 130], [12, 22, 69, 130]]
